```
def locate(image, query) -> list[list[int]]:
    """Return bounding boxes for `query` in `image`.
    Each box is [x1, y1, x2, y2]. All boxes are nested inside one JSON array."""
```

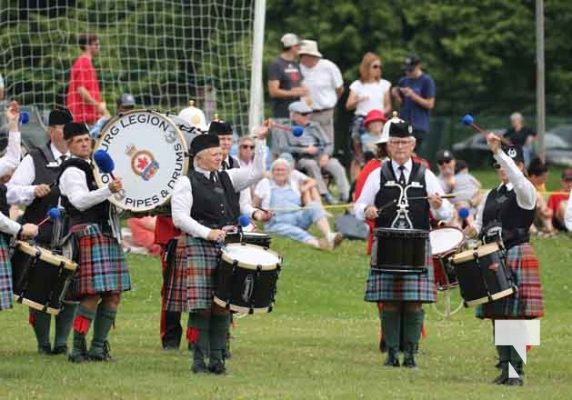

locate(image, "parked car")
[[452, 131, 572, 168], [547, 124, 572, 146]]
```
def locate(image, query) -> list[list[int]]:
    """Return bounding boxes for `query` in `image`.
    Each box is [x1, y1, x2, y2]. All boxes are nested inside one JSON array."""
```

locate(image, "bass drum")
[[94, 110, 189, 213]]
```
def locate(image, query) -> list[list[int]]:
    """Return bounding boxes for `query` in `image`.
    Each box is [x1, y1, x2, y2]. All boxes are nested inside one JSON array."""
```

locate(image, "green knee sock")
[[72, 305, 96, 355], [403, 309, 425, 353], [55, 303, 77, 348], [188, 312, 211, 364], [89, 304, 117, 355], [29, 309, 51, 351], [209, 314, 230, 364], [497, 345, 511, 378], [509, 346, 524, 376], [381, 310, 401, 353]]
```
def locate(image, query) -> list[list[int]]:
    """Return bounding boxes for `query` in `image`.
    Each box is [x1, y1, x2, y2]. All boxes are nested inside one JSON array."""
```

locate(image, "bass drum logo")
[[126, 144, 160, 181]]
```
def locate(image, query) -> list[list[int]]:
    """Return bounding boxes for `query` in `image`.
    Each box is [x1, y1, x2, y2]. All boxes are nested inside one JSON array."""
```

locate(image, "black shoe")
[[208, 361, 227, 375], [89, 341, 114, 362], [383, 350, 400, 367], [191, 360, 208, 374], [38, 344, 52, 355], [379, 337, 387, 353], [505, 377, 524, 386], [402, 355, 417, 368], [492, 373, 508, 385], [51, 345, 68, 355]]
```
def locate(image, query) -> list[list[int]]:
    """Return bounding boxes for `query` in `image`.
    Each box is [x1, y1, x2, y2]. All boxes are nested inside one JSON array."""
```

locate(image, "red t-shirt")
[[66, 54, 101, 123], [547, 192, 569, 215]]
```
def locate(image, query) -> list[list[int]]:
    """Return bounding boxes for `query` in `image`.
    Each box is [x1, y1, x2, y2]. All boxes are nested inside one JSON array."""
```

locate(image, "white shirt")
[[353, 158, 453, 222], [59, 158, 113, 212], [349, 79, 391, 116], [171, 139, 266, 239], [7, 143, 70, 206], [472, 150, 537, 233], [300, 59, 343, 110], [564, 190, 572, 231], [254, 171, 308, 210], [0, 130, 22, 178]]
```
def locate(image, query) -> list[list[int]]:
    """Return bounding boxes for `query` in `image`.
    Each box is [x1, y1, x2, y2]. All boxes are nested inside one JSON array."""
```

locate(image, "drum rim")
[[451, 242, 501, 264], [213, 296, 272, 314], [430, 227, 465, 257], [464, 287, 515, 307], [14, 296, 60, 315], [221, 243, 281, 270], [93, 109, 190, 212], [14, 240, 78, 271], [373, 227, 429, 235]]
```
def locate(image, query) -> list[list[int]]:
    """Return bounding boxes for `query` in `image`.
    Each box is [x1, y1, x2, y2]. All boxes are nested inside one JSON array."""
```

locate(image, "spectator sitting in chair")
[[547, 169, 572, 231], [275, 101, 350, 204], [254, 158, 342, 250], [528, 157, 556, 237], [359, 109, 387, 164]]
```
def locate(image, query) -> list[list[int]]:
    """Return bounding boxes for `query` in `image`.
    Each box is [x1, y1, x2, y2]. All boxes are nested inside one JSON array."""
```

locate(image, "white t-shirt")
[[349, 79, 391, 116], [0, 73, 4, 88], [300, 59, 343, 110]]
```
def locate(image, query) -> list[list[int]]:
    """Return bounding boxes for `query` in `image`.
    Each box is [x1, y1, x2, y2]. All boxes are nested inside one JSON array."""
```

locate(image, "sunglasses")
[[299, 112, 312, 116], [438, 159, 452, 165], [240, 144, 255, 149], [371, 64, 382, 69]]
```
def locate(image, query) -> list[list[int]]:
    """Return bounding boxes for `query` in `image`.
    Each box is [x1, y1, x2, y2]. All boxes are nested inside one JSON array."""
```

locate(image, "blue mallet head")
[[238, 214, 251, 227], [458, 207, 470, 220], [461, 114, 474, 127], [47, 207, 61, 220], [93, 149, 115, 173], [19, 111, 30, 125], [292, 125, 304, 137]]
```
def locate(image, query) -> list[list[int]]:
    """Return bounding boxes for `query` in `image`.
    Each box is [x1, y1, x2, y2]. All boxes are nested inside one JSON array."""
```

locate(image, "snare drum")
[[429, 227, 464, 290], [11, 241, 78, 315], [450, 242, 516, 307], [226, 232, 272, 249], [371, 228, 428, 273], [214, 244, 281, 314], [94, 110, 189, 213]]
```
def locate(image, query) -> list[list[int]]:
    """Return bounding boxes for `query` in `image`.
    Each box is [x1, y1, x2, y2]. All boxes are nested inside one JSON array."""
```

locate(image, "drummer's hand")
[[20, 223, 39, 239], [34, 184, 51, 198], [253, 121, 270, 140], [486, 132, 502, 154], [253, 209, 273, 222], [428, 193, 443, 209], [463, 224, 478, 238], [364, 205, 378, 220], [207, 229, 226, 242], [5, 100, 20, 132], [108, 178, 123, 193]]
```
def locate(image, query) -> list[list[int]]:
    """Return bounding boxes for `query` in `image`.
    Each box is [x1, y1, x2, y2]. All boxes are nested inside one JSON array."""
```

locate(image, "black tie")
[[59, 155, 67, 164], [498, 184, 507, 196], [209, 171, 217, 183], [398, 165, 406, 186], [222, 160, 230, 170]]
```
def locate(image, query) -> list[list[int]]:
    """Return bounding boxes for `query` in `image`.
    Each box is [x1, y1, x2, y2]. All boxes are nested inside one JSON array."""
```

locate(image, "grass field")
[[1, 168, 571, 399]]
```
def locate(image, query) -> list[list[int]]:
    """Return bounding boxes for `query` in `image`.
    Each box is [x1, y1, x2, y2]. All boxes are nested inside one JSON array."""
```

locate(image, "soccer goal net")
[[0, 0, 263, 133]]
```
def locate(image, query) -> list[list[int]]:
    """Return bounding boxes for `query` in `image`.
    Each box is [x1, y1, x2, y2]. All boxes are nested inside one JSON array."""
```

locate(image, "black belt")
[[312, 108, 334, 114]]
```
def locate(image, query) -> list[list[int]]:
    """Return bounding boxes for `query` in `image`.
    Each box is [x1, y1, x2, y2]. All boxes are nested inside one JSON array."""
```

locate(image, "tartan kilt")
[[69, 224, 130, 298], [365, 240, 436, 303], [476, 243, 544, 319], [163, 235, 220, 313], [0, 236, 13, 311]]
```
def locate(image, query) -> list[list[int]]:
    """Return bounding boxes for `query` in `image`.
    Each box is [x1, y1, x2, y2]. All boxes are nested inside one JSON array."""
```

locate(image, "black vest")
[[59, 158, 110, 228], [21, 144, 63, 244], [0, 185, 11, 242], [374, 161, 430, 230], [481, 186, 534, 248], [188, 169, 240, 229]]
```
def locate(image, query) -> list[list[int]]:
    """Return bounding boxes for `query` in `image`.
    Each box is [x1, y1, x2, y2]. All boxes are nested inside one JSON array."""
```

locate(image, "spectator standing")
[[267, 33, 307, 156], [346, 52, 392, 180], [503, 112, 536, 167], [90, 93, 135, 138], [298, 40, 344, 147], [391, 54, 435, 155], [66, 33, 108, 125]]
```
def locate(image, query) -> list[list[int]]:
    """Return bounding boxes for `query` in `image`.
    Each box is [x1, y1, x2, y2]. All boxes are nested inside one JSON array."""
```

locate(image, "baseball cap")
[[288, 101, 313, 114], [281, 33, 300, 48], [117, 93, 135, 108], [436, 149, 455, 162], [402, 53, 421, 71], [562, 169, 572, 181]]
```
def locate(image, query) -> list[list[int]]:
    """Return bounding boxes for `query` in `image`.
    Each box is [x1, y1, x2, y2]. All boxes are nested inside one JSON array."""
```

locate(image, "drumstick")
[[37, 207, 61, 228], [461, 114, 512, 146], [407, 191, 468, 201]]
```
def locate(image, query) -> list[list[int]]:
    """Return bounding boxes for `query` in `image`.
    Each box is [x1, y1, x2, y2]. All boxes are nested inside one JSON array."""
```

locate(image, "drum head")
[[221, 243, 280, 270], [94, 110, 189, 212], [429, 228, 464, 256]]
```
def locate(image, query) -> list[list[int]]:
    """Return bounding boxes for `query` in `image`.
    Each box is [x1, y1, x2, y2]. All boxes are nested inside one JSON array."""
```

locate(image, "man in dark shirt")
[[503, 112, 535, 166]]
